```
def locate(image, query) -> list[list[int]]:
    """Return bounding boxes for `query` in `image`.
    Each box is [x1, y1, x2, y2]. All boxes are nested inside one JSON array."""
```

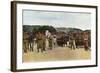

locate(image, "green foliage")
[[23, 25, 57, 33], [38, 26, 56, 33]]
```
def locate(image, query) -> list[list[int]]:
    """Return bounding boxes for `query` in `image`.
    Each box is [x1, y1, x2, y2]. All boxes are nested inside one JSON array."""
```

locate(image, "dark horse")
[[57, 35, 69, 47]]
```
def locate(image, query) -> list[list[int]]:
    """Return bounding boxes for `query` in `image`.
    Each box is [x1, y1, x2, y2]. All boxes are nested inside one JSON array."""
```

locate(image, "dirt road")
[[23, 46, 91, 62]]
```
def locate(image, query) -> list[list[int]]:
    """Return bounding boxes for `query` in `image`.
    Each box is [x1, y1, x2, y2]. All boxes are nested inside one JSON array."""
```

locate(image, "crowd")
[[23, 30, 57, 53], [23, 30, 90, 53]]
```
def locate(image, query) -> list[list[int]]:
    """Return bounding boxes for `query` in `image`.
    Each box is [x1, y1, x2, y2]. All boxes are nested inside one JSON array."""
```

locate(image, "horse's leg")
[[32, 41, 34, 52], [37, 44, 39, 52], [31, 42, 33, 52], [73, 40, 76, 50], [37, 48, 39, 52], [29, 42, 31, 51]]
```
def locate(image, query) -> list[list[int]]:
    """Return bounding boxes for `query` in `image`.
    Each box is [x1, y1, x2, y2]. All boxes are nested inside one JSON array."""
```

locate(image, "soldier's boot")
[[85, 47, 89, 51], [24, 49, 27, 53], [24, 47, 27, 53], [43, 48, 46, 51]]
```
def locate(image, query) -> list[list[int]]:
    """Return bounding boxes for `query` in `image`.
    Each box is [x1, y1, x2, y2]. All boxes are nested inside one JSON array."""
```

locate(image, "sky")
[[23, 10, 91, 30]]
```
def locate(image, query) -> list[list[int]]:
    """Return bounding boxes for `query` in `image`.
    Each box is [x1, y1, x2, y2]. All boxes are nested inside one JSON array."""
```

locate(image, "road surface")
[[23, 46, 91, 62]]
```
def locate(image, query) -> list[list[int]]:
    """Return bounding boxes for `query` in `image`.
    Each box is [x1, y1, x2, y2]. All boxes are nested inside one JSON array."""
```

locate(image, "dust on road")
[[23, 47, 91, 62]]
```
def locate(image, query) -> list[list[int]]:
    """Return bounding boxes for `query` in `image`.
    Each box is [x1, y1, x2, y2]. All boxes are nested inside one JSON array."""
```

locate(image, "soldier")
[[28, 31, 35, 52], [69, 33, 76, 50], [48, 33, 53, 50], [23, 32, 29, 53], [83, 32, 89, 51], [36, 31, 46, 52], [45, 30, 50, 50], [41, 32, 46, 51], [52, 35, 57, 48]]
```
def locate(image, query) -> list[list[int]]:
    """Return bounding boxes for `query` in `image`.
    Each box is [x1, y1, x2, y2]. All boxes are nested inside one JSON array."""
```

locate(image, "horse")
[[57, 35, 69, 47]]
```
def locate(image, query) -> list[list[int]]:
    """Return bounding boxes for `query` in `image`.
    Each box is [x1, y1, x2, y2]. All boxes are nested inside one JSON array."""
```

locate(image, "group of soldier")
[[23, 30, 57, 53], [23, 30, 90, 53], [68, 31, 90, 51]]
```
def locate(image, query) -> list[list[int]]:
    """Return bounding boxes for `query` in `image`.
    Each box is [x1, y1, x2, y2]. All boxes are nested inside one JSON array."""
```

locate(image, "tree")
[[38, 26, 56, 33]]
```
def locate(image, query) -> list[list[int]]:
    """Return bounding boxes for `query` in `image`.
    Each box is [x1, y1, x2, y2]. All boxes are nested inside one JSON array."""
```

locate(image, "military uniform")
[[28, 32, 35, 52], [23, 32, 29, 53], [69, 35, 76, 50], [83, 32, 89, 51], [36, 32, 46, 52], [48, 35, 53, 50]]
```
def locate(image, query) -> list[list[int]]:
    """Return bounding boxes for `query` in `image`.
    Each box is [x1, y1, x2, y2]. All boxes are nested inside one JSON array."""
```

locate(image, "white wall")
[[0, 0, 99, 73]]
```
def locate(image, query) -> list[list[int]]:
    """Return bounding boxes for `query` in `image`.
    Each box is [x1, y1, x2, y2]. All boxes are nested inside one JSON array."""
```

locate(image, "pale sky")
[[23, 10, 91, 30]]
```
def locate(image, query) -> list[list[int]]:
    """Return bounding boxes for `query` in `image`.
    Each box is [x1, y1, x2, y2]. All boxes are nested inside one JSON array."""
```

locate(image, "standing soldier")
[[45, 30, 49, 50], [69, 33, 76, 50], [53, 35, 57, 48], [48, 32, 53, 50], [36, 31, 45, 52], [42, 32, 46, 51], [28, 31, 34, 52], [23, 32, 29, 53], [83, 32, 89, 51]]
